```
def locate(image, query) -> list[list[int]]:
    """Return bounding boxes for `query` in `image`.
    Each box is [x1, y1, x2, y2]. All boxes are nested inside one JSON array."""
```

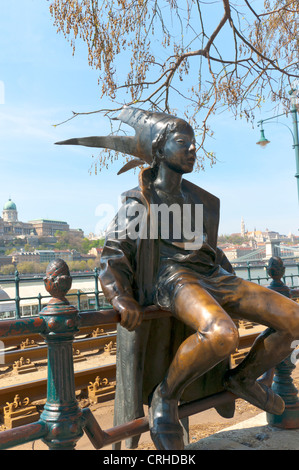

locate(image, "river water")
[[0, 264, 298, 319], [1, 265, 299, 300], [234, 264, 299, 287]]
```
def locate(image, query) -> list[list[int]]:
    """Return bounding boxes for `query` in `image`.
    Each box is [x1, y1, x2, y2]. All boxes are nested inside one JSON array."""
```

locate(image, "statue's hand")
[[112, 295, 143, 331]]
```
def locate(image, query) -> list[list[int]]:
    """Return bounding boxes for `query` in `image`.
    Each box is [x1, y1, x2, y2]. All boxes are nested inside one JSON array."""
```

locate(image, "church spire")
[[241, 217, 245, 237]]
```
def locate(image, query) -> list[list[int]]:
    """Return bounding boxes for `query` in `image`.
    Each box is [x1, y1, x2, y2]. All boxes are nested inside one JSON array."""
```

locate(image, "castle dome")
[[3, 199, 17, 211]]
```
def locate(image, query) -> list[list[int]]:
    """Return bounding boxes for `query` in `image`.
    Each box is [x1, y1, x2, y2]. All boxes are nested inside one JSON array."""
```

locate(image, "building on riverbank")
[[0, 198, 83, 242]]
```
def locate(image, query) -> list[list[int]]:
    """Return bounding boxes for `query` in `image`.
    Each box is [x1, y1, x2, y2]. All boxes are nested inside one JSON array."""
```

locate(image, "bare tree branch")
[[49, 0, 299, 170]]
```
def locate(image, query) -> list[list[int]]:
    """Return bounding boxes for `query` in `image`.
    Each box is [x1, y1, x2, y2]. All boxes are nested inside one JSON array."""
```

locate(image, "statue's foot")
[[224, 374, 285, 415], [148, 385, 184, 451]]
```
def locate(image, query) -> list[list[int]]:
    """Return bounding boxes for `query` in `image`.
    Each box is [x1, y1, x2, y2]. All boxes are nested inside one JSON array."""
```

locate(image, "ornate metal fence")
[[1, 259, 298, 450], [0, 260, 237, 450], [0, 267, 108, 320], [1, 263, 298, 321]]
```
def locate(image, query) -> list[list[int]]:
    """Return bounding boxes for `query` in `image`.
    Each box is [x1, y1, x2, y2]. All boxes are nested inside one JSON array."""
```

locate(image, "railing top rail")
[[0, 305, 170, 340], [0, 316, 46, 339]]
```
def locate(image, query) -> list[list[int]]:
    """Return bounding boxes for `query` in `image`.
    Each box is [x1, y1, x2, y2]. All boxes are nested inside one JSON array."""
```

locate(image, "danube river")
[[1, 265, 299, 301], [0, 275, 97, 301], [0, 263, 298, 318], [0, 275, 100, 317], [234, 264, 299, 287]]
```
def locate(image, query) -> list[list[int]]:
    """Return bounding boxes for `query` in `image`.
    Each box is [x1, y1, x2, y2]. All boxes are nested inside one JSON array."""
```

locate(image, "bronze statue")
[[56, 107, 299, 450]]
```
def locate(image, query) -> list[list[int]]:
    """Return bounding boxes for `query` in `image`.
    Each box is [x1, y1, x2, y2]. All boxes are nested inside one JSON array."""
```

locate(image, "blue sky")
[[0, 0, 298, 238]]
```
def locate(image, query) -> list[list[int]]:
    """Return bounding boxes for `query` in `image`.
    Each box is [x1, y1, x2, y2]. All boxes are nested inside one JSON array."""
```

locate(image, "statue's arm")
[[216, 247, 235, 274], [99, 198, 144, 331]]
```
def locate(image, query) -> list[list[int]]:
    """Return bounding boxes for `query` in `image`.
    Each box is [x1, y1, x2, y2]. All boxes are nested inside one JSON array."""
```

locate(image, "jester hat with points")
[[55, 106, 190, 174]]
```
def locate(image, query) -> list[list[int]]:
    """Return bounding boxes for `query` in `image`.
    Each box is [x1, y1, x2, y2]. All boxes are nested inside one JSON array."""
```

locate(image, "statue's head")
[[55, 106, 196, 175], [151, 118, 196, 176]]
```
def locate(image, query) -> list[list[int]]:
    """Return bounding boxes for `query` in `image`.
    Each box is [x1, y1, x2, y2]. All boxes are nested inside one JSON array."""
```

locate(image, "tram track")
[[0, 363, 117, 410], [2, 333, 117, 366], [0, 323, 117, 349], [0, 327, 262, 411]]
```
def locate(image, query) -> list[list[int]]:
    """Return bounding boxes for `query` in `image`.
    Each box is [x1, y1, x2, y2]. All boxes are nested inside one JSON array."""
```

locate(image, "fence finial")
[[43, 258, 72, 303]]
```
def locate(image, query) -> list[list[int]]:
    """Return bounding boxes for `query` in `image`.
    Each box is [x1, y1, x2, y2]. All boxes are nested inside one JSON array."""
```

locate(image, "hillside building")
[[0, 198, 79, 241]]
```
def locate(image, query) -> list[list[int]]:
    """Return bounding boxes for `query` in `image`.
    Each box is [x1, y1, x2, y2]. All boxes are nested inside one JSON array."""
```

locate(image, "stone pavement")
[[186, 413, 299, 450]]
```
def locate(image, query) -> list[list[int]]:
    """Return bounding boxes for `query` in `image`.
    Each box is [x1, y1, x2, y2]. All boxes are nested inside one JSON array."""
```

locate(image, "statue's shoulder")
[[182, 179, 220, 210], [121, 168, 153, 205], [122, 186, 146, 203]]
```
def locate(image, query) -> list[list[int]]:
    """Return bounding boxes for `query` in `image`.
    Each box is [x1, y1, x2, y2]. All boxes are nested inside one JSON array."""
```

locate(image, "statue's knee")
[[288, 305, 299, 338], [273, 304, 299, 338], [206, 321, 239, 358]]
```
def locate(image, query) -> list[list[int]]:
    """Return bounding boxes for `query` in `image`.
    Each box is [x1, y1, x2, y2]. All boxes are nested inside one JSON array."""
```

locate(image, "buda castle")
[[0, 198, 71, 241]]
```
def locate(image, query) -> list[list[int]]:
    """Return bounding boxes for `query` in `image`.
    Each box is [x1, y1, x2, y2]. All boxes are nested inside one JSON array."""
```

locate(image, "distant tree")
[[17, 262, 36, 274], [49, 0, 298, 170], [4, 248, 15, 255], [68, 260, 90, 272], [54, 230, 84, 251], [218, 234, 249, 245], [24, 244, 34, 252], [80, 237, 104, 254], [54, 231, 104, 254], [80, 238, 94, 254], [4, 239, 25, 252], [87, 258, 97, 269], [14, 262, 48, 275], [35, 262, 49, 274], [0, 264, 15, 275]]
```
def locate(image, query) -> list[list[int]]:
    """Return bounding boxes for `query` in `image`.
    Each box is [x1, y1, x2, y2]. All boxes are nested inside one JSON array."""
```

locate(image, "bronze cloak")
[[99, 168, 234, 448]]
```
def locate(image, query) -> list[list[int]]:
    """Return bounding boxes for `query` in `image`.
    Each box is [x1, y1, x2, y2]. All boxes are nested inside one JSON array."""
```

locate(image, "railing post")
[[246, 262, 252, 281], [94, 267, 100, 310], [37, 292, 42, 312], [76, 289, 81, 310], [14, 269, 20, 319], [39, 259, 85, 450], [266, 257, 299, 428]]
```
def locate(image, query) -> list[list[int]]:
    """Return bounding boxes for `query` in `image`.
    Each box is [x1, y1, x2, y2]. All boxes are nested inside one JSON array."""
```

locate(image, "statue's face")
[[161, 123, 196, 174]]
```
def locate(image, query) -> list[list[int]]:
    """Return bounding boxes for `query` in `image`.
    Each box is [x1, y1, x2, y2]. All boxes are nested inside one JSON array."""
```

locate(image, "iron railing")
[[237, 262, 299, 286], [0, 260, 298, 450], [1, 263, 298, 320], [0, 267, 110, 320], [0, 264, 237, 451]]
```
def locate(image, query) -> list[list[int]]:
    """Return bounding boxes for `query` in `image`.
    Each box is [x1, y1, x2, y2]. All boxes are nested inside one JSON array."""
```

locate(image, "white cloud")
[[0, 109, 54, 141]]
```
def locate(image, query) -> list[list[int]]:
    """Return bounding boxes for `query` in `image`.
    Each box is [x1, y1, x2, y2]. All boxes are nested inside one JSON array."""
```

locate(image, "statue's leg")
[[223, 279, 299, 415], [148, 282, 239, 450]]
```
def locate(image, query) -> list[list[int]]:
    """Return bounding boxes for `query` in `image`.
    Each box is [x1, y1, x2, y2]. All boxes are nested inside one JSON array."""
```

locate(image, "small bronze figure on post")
[[266, 256, 299, 429], [56, 107, 299, 450]]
